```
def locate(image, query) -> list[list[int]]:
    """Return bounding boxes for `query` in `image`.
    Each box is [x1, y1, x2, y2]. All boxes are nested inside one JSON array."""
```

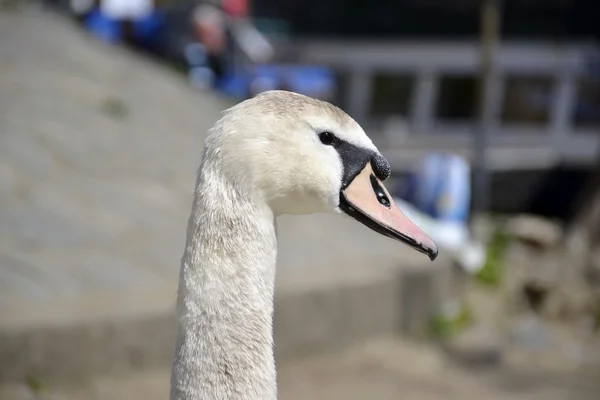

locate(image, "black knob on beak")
[[371, 154, 391, 181]]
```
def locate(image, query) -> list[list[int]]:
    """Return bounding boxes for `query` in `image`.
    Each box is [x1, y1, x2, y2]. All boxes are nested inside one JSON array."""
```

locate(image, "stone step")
[[0, 259, 452, 383]]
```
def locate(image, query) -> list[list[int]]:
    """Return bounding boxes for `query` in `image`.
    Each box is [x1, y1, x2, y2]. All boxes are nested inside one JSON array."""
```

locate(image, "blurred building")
[[248, 0, 600, 218], [48, 0, 600, 217], [251, 0, 599, 40]]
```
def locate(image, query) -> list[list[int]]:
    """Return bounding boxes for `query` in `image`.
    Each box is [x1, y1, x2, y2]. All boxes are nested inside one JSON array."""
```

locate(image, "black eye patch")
[[316, 130, 392, 189], [336, 141, 374, 190]]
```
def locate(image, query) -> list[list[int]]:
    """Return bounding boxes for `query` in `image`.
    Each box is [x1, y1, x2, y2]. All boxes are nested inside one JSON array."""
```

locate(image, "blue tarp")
[[217, 64, 335, 100]]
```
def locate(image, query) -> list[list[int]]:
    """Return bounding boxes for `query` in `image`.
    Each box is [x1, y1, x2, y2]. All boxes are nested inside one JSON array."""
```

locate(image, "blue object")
[[285, 66, 335, 98], [132, 11, 165, 50], [437, 154, 471, 222], [189, 66, 215, 90], [215, 64, 336, 101], [250, 65, 282, 94], [84, 9, 122, 43], [216, 71, 249, 99], [84, 8, 164, 48], [184, 43, 209, 67], [400, 153, 471, 223]]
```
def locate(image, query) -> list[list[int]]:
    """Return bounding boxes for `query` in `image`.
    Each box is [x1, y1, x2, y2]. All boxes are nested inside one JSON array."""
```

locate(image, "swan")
[[170, 90, 438, 400]]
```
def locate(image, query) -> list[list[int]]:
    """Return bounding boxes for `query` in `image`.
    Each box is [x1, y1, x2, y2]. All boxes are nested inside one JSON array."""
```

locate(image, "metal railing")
[[293, 40, 600, 169]]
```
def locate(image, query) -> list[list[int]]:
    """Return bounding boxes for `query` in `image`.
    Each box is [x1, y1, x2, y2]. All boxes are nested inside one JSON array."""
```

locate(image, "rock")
[[543, 282, 593, 320], [505, 214, 563, 248], [584, 246, 600, 287], [522, 281, 551, 312], [509, 314, 553, 350], [469, 213, 497, 244], [504, 242, 562, 313], [441, 325, 503, 367]]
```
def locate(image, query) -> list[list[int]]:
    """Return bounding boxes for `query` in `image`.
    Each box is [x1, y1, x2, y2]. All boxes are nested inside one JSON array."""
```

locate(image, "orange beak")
[[339, 164, 438, 261]]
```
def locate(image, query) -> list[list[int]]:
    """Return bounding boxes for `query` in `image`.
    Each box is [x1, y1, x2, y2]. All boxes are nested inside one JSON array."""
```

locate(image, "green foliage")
[[25, 374, 46, 394], [428, 302, 473, 339], [475, 228, 511, 288]]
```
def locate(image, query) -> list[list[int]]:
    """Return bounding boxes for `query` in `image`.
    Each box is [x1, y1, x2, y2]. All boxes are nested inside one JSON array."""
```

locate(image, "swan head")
[[205, 90, 438, 261]]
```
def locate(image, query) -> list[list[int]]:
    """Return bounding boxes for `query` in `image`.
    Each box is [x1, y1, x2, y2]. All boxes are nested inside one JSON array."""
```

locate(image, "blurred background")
[[1, 0, 600, 398]]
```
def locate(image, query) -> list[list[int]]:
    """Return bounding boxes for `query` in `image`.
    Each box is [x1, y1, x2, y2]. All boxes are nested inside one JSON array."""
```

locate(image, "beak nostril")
[[369, 174, 391, 208]]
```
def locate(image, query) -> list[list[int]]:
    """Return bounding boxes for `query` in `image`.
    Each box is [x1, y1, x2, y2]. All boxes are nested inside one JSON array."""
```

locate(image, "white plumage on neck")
[[169, 90, 438, 400], [171, 156, 278, 400]]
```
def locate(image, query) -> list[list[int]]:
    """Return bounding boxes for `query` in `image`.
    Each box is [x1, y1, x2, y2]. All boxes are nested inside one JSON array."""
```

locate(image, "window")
[[573, 77, 600, 129], [436, 75, 478, 121], [502, 75, 553, 125], [370, 73, 414, 119]]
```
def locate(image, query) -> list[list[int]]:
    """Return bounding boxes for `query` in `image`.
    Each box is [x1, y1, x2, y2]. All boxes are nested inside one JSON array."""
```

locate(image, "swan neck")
[[171, 166, 278, 400]]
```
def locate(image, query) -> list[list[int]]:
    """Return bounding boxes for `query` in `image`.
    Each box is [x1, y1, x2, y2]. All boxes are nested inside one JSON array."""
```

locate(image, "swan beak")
[[339, 164, 438, 261]]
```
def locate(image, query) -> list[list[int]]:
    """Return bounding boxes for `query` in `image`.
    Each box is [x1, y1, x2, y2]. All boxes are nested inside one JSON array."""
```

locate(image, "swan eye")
[[318, 131, 336, 146]]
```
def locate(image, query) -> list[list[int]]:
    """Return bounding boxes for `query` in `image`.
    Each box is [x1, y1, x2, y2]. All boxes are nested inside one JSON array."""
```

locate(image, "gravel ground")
[[2, 337, 599, 400]]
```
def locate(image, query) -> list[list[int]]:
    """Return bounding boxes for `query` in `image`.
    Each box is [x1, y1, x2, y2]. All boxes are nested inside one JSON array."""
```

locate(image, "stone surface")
[[543, 282, 595, 321], [441, 325, 503, 367], [509, 315, 553, 350], [469, 213, 498, 244], [504, 242, 562, 312], [585, 246, 600, 287], [502, 239, 597, 322], [3, 337, 600, 400], [505, 214, 563, 248], [0, 259, 454, 382]]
